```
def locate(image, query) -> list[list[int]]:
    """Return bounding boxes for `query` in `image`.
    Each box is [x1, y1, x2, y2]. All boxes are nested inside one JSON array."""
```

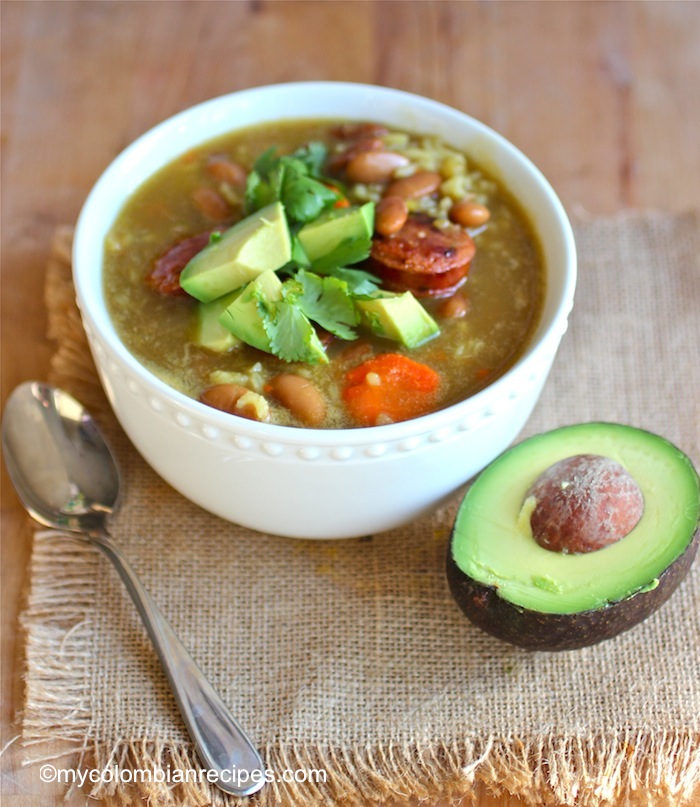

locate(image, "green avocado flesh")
[[451, 423, 700, 614], [179, 201, 291, 302]]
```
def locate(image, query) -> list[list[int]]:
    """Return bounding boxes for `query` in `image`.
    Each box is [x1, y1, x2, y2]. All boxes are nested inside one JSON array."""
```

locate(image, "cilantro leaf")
[[290, 142, 328, 177], [328, 266, 381, 295], [290, 270, 358, 340], [308, 234, 373, 273], [245, 160, 284, 212], [245, 147, 285, 213], [281, 165, 338, 223], [244, 143, 337, 223], [252, 146, 280, 177], [263, 299, 328, 364]]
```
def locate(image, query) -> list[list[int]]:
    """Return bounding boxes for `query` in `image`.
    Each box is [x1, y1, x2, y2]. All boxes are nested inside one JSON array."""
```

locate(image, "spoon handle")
[[89, 530, 265, 797]]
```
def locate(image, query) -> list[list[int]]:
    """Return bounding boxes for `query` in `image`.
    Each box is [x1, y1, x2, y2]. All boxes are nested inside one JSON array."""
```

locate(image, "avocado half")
[[446, 423, 700, 651]]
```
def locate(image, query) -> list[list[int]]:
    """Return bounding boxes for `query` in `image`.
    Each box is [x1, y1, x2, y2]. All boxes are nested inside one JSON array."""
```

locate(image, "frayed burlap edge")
[[21, 722, 700, 807], [17, 223, 700, 806]]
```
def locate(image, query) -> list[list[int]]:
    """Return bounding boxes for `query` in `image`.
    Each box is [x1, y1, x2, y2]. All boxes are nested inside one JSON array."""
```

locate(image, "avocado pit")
[[525, 453, 645, 554]]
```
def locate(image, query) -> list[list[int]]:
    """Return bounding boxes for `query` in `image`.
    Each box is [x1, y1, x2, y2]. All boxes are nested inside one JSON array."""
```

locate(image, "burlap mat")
[[19, 212, 700, 806]]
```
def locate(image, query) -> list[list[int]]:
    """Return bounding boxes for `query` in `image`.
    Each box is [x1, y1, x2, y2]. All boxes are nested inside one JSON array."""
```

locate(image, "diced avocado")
[[218, 269, 283, 353], [296, 203, 374, 271], [191, 292, 242, 353], [356, 291, 440, 348], [447, 423, 700, 650], [180, 201, 291, 302]]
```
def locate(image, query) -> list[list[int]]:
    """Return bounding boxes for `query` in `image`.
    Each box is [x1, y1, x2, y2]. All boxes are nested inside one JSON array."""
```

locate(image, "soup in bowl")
[[73, 83, 576, 538]]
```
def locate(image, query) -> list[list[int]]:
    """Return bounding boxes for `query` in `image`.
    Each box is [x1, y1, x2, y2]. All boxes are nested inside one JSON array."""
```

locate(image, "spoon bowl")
[[3, 383, 119, 534], [2, 381, 265, 797]]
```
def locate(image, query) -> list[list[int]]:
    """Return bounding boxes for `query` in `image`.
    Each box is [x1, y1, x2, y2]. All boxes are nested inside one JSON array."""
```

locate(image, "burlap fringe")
[[20, 531, 100, 757], [20, 731, 700, 807]]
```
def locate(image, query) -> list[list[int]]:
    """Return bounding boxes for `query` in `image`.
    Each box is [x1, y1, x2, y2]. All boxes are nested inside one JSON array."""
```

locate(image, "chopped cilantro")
[[244, 147, 286, 211], [244, 142, 337, 224], [307, 234, 373, 274], [282, 167, 338, 223], [238, 267, 367, 363], [252, 146, 280, 177], [290, 270, 358, 341], [329, 266, 381, 295], [263, 298, 328, 364], [255, 270, 358, 362], [290, 141, 328, 177]]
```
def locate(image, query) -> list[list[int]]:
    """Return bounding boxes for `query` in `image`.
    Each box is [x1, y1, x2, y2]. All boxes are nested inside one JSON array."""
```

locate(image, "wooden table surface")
[[2, 3, 698, 805]]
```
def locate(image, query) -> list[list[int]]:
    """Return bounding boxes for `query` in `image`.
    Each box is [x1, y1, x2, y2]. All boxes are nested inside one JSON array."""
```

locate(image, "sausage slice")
[[146, 229, 223, 296], [370, 214, 475, 297]]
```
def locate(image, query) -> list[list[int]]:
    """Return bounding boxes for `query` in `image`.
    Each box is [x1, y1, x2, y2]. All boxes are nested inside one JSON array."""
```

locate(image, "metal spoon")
[[2, 381, 265, 797]]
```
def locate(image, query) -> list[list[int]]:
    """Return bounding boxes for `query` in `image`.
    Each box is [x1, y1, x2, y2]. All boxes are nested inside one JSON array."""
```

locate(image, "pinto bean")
[[449, 200, 491, 228], [436, 292, 470, 319], [206, 155, 248, 187], [330, 122, 390, 140], [267, 374, 326, 426], [345, 151, 410, 184], [327, 137, 384, 173], [375, 196, 408, 236], [202, 383, 245, 413], [385, 171, 442, 200], [192, 186, 230, 221], [200, 384, 270, 422]]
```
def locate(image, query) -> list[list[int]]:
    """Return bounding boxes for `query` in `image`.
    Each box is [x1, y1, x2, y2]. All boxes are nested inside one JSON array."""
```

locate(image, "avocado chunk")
[[191, 293, 242, 353], [446, 423, 700, 650], [356, 290, 439, 348], [296, 203, 374, 271], [217, 269, 283, 353], [180, 201, 291, 302]]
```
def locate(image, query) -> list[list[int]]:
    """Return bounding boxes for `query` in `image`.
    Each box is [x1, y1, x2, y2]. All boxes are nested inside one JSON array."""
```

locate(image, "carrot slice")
[[342, 353, 441, 426]]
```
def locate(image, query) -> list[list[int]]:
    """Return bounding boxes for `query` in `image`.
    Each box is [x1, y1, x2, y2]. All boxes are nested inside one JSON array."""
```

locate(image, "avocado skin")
[[446, 526, 699, 651]]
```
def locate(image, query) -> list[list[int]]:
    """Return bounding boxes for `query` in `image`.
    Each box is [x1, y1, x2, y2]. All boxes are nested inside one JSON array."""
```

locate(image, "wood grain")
[[2, 2, 699, 804]]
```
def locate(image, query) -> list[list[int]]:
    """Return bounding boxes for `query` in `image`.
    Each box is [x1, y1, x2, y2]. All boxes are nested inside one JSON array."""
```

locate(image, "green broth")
[[103, 119, 545, 429]]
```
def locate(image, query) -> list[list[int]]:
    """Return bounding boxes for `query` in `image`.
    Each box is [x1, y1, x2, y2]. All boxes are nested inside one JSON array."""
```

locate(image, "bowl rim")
[[73, 81, 577, 446]]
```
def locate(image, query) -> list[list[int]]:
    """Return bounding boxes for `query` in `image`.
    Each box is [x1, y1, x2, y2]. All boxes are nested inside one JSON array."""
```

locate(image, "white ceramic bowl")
[[73, 82, 576, 539]]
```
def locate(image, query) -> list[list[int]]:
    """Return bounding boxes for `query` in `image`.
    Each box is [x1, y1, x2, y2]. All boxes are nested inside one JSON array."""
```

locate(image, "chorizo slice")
[[369, 259, 470, 298], [146, 229, 222, 296], [371, 214, 475, 274], [370, 214, 476, 297]]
